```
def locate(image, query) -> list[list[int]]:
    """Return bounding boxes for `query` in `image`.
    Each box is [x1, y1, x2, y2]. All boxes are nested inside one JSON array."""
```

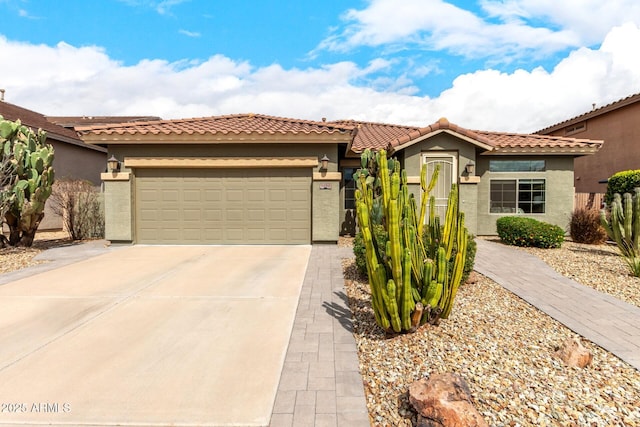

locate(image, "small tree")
[[0, 116, 55, 247], [49, 179, 104, 240]]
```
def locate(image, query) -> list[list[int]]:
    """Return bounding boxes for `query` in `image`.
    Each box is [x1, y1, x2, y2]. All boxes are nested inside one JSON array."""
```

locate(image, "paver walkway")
[[270, 245, 370, 427], [474, 239, 640, 371]]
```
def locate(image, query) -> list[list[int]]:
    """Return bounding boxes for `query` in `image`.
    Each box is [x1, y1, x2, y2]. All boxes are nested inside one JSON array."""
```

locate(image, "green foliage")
[[496, 216, 564, 249], [605, 170, 640, 205], [355, 149, 470, 334], [0, 116, 54, 247], [570, 208, 607, 244], [600, 190, 640, 276], [354, 224, 388, 276]]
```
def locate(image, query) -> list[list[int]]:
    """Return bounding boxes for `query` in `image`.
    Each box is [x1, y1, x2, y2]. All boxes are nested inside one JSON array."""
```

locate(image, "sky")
[[1, 0, 640, 133]]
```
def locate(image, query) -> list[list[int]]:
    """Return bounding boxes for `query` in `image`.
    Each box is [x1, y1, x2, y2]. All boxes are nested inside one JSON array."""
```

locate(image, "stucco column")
[[312, 171, 341, 242], [101, 172, 133, 242]]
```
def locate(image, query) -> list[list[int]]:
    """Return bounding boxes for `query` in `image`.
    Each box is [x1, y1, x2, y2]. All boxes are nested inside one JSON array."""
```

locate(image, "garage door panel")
[[135, 168, 310, 244]]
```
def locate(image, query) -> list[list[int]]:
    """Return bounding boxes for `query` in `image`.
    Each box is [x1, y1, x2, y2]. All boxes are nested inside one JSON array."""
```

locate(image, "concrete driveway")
[[0, 244, 311, 426]]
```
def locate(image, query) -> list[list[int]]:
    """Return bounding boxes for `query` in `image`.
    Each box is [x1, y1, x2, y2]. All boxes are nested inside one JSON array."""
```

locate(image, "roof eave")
[[481, 147, 602, 155], [391, 129, 494, 154], [79, 132, 353, 145]]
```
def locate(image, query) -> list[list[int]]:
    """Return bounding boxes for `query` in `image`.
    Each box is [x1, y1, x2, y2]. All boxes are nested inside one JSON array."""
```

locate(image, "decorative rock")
[[409, 373, 488, 427], [554, 337, 593, 368]]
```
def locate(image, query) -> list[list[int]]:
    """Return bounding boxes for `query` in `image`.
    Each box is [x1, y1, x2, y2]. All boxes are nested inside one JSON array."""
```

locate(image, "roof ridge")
[[537, 92, 640, 133], [331, 119, 418, 129]]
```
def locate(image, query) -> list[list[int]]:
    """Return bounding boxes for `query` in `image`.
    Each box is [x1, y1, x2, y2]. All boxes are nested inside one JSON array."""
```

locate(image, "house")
[[0, 100, 108, 229], [537, 93, 640, 195], [77, 114, 603, 244]]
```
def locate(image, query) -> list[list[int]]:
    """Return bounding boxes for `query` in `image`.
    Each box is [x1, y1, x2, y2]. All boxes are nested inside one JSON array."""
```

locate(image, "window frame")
[[489, 178, 546, 215]]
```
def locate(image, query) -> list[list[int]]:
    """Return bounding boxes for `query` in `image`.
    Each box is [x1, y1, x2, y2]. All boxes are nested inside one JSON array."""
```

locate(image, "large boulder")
[[409, 373, 488, 427]]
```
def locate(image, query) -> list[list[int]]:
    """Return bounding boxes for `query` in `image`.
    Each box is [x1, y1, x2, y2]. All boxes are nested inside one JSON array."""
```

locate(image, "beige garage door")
[[135, 168, 311, 244]]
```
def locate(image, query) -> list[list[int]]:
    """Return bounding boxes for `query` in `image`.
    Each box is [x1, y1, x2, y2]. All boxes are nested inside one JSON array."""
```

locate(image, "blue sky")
[[1, 0, 640, 132]]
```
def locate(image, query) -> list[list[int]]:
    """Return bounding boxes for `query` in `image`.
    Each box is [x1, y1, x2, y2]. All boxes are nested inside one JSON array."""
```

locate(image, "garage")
[[135, 168, 311, 244]]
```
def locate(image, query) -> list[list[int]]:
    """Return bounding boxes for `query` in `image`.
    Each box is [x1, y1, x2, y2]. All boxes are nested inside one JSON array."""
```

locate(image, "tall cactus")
[[601, 189, 640, 276], [355, 149, 469, 333], [0, 117, 54, 247]]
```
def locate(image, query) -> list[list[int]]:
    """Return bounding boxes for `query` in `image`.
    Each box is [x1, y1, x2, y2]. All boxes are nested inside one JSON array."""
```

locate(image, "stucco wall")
[[400, 132, 480, 235], [542, 102, 640, 193], [475, 156, 574, 235], [40, 140, 107, 230], [104, 143, 340, 243]]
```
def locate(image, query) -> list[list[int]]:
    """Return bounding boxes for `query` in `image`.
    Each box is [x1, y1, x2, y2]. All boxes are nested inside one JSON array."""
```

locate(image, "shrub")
[[49, 179, 105, 240], [496, 216, 564, 249], [569, 208, 607, 244], [353, 224, 388, 276], [605, 169, 640, 205]]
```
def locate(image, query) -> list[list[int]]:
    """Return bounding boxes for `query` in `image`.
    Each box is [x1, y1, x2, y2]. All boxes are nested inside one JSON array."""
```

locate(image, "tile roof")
[[474, 130, 603, 153], [0, 101, 83, 142], [330, 120, 418, 152], [342, 117, 602, 155], [77, 114, 354, 139], [537, 92, 640, 134], [47, 116, 162, 127]]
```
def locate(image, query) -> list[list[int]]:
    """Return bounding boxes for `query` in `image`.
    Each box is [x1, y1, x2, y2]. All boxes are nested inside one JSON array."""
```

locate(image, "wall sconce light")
[[320, 154, 330, 171], [107, 155, 120, 172], [465, 161, 475, 175]]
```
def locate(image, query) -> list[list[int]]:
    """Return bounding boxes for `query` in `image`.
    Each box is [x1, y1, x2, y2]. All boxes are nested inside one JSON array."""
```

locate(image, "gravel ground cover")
[[341, 238, 640, 427], [0, 231, 71, 274]]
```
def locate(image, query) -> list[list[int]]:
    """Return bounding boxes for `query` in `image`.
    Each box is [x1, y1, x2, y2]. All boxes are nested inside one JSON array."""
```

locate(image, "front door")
[[423, 152, 458, 221]]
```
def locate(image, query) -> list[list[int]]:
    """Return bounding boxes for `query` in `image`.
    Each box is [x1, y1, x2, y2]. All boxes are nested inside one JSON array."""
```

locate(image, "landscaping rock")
[[465, 271, 479, 284], [409, 373, 488, 427], [554, 337, 593, 368]]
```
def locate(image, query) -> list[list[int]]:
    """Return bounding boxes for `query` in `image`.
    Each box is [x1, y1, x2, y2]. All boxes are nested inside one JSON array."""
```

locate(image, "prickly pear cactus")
[[0, 116, 55, 247], [355, 149, 469, 334]]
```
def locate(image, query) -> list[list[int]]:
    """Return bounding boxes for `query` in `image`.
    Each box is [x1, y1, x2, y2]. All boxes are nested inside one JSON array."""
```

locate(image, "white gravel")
[[342, 239, 640, 426]]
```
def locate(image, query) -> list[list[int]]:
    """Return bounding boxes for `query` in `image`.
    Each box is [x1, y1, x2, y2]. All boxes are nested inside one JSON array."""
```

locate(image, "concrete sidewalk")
[[474, 239, 640, 371]]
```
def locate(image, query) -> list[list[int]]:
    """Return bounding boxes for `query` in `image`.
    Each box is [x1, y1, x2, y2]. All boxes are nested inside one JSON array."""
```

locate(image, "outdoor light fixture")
[[465, 161, 475, 175], [107, 155, 120, 172], [320, 154, 330, 171]]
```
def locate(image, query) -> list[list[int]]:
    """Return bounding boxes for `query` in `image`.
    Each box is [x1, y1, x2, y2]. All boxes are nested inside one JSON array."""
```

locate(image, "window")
[[565, 122, 586, 136], [343, 168, 356, 209], [490, 179, 545, 214], [489, 160, 545, 172]]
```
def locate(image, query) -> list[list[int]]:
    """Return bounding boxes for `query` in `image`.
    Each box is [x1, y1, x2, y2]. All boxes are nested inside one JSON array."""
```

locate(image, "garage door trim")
[[125, 156, 319, 169]]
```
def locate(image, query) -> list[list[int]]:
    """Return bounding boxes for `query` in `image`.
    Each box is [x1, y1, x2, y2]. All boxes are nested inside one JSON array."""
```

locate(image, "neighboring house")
[[0, 100, 108, 229], [77, 114, 602, 244], [537, 93, 640, 195]]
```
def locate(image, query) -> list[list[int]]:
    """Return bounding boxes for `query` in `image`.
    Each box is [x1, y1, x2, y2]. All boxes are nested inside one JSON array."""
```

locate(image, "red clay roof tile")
[[77, 114, 354, 138]]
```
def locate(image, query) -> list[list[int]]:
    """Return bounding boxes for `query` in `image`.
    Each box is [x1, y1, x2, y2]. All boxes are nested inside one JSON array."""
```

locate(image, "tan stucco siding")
[[399, 133, 480, 235], [475, 156, 574, 235]]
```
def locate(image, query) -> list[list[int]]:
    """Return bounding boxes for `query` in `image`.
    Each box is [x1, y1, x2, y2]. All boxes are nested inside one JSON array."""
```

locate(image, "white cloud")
[[317, 0, 640, 61], [179, 29, 201, 38], [118, 0, 190, 15], [0, 24, 639, 133]]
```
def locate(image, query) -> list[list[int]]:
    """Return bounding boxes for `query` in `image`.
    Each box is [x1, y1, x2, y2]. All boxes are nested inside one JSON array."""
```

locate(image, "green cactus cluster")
[[355, 149, 469, 334], [0, 116, 55, 247], [601, 189, 640, 276]]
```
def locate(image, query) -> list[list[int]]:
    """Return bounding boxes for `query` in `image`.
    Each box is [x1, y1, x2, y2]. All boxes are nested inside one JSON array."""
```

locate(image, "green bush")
[[605, 169, 640, 205], [353, 224, 388, 276], [569, 208, 607, 244], [496, 216, 564, 248], [462, 234, 477, 283]]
